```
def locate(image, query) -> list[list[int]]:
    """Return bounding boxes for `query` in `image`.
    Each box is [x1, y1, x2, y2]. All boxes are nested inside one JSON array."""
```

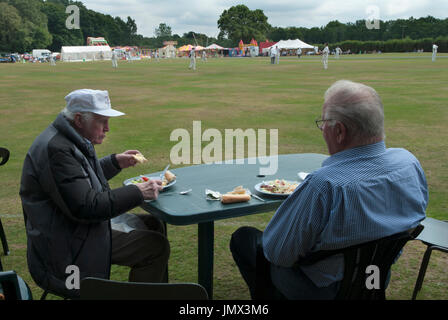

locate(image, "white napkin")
[[298, 172, 309, 180], [205, 189, 222, 201]]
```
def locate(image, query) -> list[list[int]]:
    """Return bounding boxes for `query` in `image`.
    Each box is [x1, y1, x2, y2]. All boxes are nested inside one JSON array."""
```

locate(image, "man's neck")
[[333, 137, 383, 155]]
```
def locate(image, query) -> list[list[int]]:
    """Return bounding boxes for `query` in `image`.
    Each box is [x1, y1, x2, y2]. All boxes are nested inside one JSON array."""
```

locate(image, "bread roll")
[[164, 170, 176, 182], [221, 194, 251, 204]]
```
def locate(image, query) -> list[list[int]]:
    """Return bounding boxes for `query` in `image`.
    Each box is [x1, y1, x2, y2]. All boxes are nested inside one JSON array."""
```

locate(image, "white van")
[[32, 49, 51, 60]]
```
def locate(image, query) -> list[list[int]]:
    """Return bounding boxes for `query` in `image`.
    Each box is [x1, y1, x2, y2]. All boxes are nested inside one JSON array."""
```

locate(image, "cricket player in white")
[[322, 43, 329, 69], [275, 46, 280, 64], [335, 47, 341, 59], [432, 43, 438, 62], [111, 50, 118, 68], [297, 47, 302, 59], [189, 47, 196, 70], [269, 46, 276, 64], [202, 50, 207, 62]]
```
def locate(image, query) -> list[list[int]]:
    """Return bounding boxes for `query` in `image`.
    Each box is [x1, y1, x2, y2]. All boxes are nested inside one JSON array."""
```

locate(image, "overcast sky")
[[80, 0, 447, 38]]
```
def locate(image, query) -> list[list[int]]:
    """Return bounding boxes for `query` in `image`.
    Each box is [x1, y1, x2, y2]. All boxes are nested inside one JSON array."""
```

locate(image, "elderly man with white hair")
[[230, 80, 428, 299], [20, 89, 170, 299]]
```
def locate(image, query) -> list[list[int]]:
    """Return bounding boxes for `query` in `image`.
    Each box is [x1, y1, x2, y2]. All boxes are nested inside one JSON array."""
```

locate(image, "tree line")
[[0, 1, 447, 53]]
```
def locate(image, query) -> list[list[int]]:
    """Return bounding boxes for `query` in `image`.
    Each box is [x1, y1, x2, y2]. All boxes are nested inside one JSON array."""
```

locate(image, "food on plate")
[[164, 170, 176, 183], [133, 153, 148, 164], [221, 194, 251, 204], [130, 176, 149, 184], [130, 171, 176, 187], [260, 179, 299, 195]]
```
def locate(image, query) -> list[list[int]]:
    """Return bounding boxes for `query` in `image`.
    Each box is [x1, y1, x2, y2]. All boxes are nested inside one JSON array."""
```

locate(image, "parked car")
[[0, 53, 15, 63]]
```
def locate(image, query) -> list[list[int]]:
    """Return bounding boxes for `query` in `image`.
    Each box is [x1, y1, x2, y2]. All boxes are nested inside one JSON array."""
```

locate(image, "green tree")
[[217, 5, 271, 45], [154, 23, 172, 38], [0, 2, 25, 52], [42, 1, 83, 51], [126, 16, 137, 36], [9, 0, 52, 50]]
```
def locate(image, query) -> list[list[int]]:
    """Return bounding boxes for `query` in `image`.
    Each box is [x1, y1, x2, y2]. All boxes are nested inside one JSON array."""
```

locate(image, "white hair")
[[324, 80, 385, 142], [61, 107, 94, 123]]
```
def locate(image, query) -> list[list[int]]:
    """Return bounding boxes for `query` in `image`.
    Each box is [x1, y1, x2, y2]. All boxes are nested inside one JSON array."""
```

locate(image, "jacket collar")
[[52, 113, 96, 158]]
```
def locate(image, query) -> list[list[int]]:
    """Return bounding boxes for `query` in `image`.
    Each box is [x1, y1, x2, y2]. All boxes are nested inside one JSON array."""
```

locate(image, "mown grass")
[[0, 53, 447, 300]]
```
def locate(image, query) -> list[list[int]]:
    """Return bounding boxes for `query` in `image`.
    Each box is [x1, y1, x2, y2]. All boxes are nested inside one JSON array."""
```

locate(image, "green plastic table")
[[124, 153, 328, 298]]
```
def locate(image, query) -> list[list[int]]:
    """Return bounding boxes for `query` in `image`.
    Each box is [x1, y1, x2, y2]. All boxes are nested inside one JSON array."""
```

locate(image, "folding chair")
[[412, 217, 448, 300], [0, 270, 33, 300], [0, 147, 11, 271], [80, 277, 209, 300], [255, 224, 423, 300]]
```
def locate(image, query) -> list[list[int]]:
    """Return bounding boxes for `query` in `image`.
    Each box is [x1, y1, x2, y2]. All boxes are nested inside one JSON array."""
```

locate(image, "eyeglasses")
[[315, 118, 334, 130]]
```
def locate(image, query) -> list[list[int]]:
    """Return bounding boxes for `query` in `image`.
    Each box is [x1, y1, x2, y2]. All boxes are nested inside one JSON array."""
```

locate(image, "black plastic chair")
[[80, 277, 209, 300], [0, 147, 9, 166], [255, 224, 423, 300], [0, 270, 33, 300], [0, 147, 11, 271], [412, 217, 448, 300]]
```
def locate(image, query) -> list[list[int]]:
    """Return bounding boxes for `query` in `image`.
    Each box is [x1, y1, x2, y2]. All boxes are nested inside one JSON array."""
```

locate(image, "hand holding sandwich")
[[115, 150, 148, 168]]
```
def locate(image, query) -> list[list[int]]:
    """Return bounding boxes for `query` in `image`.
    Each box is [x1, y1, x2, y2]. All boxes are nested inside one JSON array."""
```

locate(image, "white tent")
[[205, 43, 226, 50], [262, 39, 313, 53], [160, 44, 177, 58], [61, 45, 112, 62]]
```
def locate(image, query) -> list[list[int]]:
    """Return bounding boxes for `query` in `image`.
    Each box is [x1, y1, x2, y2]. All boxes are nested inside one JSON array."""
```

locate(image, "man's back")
[[263, 141, 428, 286]]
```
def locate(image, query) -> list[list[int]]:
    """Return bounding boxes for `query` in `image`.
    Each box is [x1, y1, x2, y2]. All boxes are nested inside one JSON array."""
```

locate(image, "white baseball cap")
[[65, 89, 125, 117]]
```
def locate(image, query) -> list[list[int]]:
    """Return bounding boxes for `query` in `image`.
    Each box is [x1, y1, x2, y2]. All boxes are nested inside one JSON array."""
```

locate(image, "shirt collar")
[[322, 141, 386, 167]]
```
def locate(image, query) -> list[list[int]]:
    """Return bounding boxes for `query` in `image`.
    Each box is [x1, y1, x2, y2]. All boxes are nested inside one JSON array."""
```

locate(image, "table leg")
[[198, 221, 214, 299], [163, 221, 169, 283]]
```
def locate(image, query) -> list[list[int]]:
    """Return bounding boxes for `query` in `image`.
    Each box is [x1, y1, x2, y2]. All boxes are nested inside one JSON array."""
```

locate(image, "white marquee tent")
[[262, 39, 314, 53], [61, 45, 112, 62], [205, 43, 226, 50]]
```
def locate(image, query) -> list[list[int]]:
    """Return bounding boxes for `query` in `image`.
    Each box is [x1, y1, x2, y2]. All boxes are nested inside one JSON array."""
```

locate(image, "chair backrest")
[[0, 147, 10, 166], [80, 277, 209, 300], [0, 271, 33, 300], [297, 224, 424, 300]]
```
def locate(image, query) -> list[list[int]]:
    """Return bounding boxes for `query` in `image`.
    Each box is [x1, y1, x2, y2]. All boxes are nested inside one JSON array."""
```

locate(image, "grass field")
[[0, 53, 447, 300]]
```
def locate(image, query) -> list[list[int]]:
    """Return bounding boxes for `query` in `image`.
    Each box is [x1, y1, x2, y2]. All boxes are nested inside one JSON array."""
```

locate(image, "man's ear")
[[335, 122, 347, 144], [73, 113, 84, 129]]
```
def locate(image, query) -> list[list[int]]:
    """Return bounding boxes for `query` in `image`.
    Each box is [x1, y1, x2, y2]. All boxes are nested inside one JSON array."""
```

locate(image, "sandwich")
[[221, 194, 251, 204], [164, 170, 176, 183], [221, 186, 251, 204], [133, 153, 148, 164]]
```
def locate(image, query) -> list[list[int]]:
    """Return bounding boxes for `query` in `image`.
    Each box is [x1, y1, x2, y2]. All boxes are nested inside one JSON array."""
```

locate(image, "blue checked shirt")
[[262, 141, 428, 287]]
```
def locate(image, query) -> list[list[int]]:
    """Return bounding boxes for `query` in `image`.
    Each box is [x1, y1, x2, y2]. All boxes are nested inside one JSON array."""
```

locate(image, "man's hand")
[[115, 150, 141, 169], [135, 179, 163, 200]]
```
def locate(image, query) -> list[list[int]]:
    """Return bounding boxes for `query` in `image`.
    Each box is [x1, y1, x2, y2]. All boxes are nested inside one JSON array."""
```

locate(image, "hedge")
[[315, 37, 448, 53]]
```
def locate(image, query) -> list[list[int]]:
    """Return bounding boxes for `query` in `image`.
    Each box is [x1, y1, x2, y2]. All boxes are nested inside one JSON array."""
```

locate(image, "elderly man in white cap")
[[20, 89, 170, 299]]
